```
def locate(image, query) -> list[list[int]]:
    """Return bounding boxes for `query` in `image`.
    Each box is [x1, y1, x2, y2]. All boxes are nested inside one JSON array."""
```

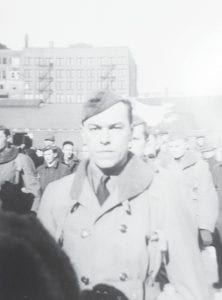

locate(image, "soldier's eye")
[[110, 124, 123, 130]]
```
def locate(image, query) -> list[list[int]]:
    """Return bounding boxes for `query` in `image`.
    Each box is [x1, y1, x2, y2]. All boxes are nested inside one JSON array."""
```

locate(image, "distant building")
[[0, 50, 24, 99], [21, 44, 137, 103]]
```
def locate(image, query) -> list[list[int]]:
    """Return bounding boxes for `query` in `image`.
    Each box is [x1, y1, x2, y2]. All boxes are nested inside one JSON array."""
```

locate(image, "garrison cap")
[[42, 145, 58, 152], [82, 90, 127, 123], [44, 134, 55, 142], [132, 115, 146, 127]]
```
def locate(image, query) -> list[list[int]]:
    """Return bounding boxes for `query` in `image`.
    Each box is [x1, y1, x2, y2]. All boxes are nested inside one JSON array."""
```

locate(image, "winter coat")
[[38, 154, 211, 300], [0, 146, 40, 213], [157, 150, 218, 233]]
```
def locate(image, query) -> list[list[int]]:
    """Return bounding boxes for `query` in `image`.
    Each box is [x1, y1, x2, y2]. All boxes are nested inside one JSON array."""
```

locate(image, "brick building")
[[21, 44, 137, 103], [0, 49, 24, 99]]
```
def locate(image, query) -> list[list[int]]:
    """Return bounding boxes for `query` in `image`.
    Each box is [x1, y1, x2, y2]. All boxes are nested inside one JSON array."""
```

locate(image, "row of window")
[[23, 68, 127, 80], [25, 80, 127, 91], [23, 56, 127, 67], [24, 93, 86, 103]]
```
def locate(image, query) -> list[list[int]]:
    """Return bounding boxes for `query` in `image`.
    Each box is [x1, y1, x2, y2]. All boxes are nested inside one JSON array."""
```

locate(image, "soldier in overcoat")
[[38, 91, 211, 300]]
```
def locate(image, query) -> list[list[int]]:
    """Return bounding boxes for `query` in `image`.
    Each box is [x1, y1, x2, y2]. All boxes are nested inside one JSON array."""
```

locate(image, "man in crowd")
[[37, 145, 70, 195], [38, 91, 211, 300], [164, 133, 218, 250], [62, 141, 79, 173], [0, 125, 40, 214], [130, 116, 150, 162], [44, 134, 63, 161]]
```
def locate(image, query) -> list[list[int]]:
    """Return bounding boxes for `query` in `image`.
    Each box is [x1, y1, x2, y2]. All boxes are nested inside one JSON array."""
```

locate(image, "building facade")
[[21, 45, 137, 103], [0, 50, 24, 99]]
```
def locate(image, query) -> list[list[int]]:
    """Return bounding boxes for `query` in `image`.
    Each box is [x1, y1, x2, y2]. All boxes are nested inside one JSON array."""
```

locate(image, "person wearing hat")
[[0, 125, 40, 214], [162, 131, 218, 251], [130, 116, 150, 162], [36, 145, 70, 197], [44, 134, 63, 162], [38, 91, 211, 300]]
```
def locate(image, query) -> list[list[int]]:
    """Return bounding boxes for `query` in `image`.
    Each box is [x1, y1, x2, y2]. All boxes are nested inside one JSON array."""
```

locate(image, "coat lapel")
[[69, 154, 155, 217]]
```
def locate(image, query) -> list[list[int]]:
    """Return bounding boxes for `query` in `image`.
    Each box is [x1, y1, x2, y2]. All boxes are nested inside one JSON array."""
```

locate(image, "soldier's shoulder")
[[47, 173, 75, 191]]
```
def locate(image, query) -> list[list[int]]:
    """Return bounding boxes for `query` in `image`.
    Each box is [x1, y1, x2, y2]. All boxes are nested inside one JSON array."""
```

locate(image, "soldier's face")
[[131, 124, 147, 157], [63, 144, 73, 158], [167, 139, 187, 159], [43, 149, 57, 165], [82, 102, 132, 170], [0, 131, 7, 150]]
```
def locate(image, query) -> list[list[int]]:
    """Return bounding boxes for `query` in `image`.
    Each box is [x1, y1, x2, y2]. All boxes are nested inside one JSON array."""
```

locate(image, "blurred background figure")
[[37, 145, 70, 196], [0, 211, 79, 300], [0, 125, 40, 214], [44, 134, 63, 161], [62, 141, 79, 173], [163, 131, 218, 251], [195, 134, 207, 152], [130, 116, 150, 162]]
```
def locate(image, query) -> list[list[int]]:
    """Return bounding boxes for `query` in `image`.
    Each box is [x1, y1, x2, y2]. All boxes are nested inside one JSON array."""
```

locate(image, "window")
[[11, 57, 20, 66], [77, 57, 84, 65], [3, 57, 7, 64], [87, 81, 92, 91], [77, 70, 83, 78], [0, 84, 4, 89], [2, 70, 6, 79], [77, 82, 84, 91], [77, 94, 85, 103]]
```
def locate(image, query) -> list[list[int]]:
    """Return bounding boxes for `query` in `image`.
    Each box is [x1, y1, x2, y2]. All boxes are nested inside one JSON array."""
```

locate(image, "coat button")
[[119, 272, 128, 281], [119, 224, 127, 233], [81, 276, 90, 285], [81, 229, 90, 238]]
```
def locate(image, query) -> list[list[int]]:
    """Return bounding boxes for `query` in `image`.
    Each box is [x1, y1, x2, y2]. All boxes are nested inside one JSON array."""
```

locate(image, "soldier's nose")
[[100, 128, 110, 145]]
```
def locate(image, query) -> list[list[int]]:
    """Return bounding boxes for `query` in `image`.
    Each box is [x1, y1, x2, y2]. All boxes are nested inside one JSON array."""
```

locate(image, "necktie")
[[96, 175, 110, 206]]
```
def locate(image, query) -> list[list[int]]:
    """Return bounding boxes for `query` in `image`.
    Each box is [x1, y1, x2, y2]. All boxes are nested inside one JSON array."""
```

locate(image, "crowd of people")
[[0, 90, 222, 300]]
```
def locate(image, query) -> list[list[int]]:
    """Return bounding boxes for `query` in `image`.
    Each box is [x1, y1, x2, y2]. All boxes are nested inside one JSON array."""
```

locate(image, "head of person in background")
[[130, 116, 150, 161], [42, 145, 58, 167], [0, 212, 79, 300], [62, 141, 75, 161], [81, 90, 133, 173], [62, 141, 79, 172], [44, 134, 56, 147], [166, 132, 189, 161], [0, 125, 11, 151], [195, 135, 206, 148]]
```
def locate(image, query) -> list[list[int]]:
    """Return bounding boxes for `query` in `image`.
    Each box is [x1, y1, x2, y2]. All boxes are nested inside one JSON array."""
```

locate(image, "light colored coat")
[[158, 150, 218, 232], [38, 155, 211, 300]]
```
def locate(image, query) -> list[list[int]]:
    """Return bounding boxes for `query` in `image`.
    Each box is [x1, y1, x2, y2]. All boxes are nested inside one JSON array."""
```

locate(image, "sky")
[[2, 0, 222, 96]]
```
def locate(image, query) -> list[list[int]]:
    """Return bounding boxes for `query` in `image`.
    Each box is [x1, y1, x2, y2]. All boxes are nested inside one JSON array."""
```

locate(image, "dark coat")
[[0, 211, 79, 300]]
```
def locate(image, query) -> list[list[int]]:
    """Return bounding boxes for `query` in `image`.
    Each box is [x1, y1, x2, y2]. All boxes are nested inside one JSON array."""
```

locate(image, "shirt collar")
[[70, 153, 155, 202], [44, 160, 59, 169]]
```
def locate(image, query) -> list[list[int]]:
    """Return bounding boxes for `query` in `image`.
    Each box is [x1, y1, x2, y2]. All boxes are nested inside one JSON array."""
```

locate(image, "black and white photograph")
[[1, 0, 222, 299]]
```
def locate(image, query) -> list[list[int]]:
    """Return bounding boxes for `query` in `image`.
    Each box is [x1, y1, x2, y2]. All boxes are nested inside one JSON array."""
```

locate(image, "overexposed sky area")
[[2, 0, 222, 95]]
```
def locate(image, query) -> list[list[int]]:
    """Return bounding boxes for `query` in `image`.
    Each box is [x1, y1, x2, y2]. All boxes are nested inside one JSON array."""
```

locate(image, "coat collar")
[[70, 153, 155, 203]]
